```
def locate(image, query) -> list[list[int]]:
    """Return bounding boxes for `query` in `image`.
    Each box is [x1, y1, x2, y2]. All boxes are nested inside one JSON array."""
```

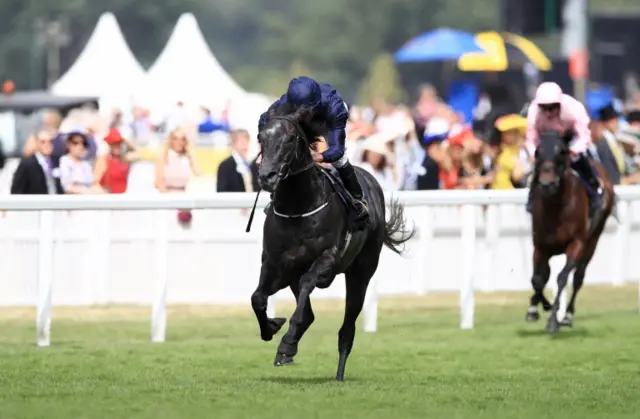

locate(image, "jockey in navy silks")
[[258, 76, 369, 227]]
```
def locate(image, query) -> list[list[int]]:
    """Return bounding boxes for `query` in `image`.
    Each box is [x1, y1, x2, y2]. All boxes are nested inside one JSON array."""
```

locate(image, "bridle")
[[245, 114, 324, 232], [268, 115, 317, 182]]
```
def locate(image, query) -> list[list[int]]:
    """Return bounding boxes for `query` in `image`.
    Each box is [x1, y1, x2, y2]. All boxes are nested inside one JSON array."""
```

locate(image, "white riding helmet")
[[535, 82, 563, 105]]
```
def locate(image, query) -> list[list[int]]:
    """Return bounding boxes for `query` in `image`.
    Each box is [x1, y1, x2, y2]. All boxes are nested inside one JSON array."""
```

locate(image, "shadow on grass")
[[515, 327, 590, 339], [260, 375, 353, 385]]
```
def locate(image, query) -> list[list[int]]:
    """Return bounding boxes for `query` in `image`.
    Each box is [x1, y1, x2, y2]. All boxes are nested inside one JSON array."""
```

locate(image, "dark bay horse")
[[527, 130, 614, 334], [250, 106, 415, 381]]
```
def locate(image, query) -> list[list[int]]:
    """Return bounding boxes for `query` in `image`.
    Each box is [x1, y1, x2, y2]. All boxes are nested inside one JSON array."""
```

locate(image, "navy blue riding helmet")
[[258, 76, 349, 164]]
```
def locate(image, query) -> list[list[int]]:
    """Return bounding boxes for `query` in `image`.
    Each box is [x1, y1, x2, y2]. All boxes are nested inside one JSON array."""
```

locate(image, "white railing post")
[[613, 200, 629, 287], [36, 210, 55, 347], [89, 210, 111, 304], [482, 204, 500, 292], [415, 207, 433, 295], [151, 210, 169, 343], [363, 272, 378, 332], [460, 204, 476, 329]]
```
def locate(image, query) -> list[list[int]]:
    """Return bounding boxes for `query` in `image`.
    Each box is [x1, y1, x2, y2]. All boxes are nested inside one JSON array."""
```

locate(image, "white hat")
[[361, 135, 389, 155], [424, 117, 450, 137]]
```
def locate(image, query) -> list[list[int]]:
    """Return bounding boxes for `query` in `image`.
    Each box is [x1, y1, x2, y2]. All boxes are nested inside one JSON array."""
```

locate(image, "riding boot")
[[337, 162, 369, 229], [572, 153, 602, 216]]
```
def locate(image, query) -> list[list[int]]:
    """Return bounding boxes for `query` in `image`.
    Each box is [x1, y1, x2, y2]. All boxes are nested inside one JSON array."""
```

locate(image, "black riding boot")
[[337, 162, 369, 229], [572, 154, 602, 215]]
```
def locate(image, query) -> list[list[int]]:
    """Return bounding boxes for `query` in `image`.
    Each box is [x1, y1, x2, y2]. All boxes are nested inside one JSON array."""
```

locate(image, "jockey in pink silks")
[[524, 81, 602, 214]]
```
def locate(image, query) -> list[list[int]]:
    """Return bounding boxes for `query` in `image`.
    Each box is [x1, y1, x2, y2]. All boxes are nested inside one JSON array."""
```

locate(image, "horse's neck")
[[274, 168, 326, 214]]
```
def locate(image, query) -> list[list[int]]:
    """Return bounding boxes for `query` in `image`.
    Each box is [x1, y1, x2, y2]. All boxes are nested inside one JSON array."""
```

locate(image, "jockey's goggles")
[[539, 103, 560, 112]]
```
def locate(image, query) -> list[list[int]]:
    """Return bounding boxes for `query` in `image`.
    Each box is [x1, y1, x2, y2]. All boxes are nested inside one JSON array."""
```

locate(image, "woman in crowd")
[[358, 132, 397, 191], [59, 130, 103, 194], [154, 127, 199, 193], [92, 128, 140, 193], [490, 114, 531, 189]]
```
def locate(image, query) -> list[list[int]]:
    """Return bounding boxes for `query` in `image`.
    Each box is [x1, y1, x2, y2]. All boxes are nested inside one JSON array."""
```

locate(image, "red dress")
[[99, 156, 129, 193]]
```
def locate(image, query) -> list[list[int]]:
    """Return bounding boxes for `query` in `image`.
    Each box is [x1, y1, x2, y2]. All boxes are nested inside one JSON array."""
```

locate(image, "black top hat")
[[597, 103, 619, 122], [626, 109, 640, 124]]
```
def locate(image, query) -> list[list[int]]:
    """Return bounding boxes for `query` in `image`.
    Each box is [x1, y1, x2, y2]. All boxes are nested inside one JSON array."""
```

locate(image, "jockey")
[[258, 76, 369, 228], [525, 82, 602, 214]]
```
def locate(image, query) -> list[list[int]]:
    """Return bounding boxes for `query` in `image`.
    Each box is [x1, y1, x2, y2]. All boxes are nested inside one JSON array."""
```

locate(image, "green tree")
[[356, 53, 404, 105]]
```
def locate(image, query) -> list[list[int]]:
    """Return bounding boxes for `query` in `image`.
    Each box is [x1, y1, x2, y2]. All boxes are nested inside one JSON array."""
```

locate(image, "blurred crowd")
[[341, 84, 640, 192], [9, 83, 640, 221]]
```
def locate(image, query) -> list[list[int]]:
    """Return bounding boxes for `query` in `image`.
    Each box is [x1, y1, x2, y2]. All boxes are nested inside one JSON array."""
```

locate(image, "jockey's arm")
[[569, 99, 592, 156], [525, 102, 539, 157], [319, 94, 349, 164]]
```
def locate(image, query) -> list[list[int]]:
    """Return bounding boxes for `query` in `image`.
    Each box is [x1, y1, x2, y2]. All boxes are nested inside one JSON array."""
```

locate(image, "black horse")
[[527, 129, 614, 334], [250, 106, 415, 381]]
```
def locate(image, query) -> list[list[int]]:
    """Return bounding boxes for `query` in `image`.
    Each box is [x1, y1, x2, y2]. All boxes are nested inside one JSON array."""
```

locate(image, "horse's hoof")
[[274, 353, 294, 366], [525, 311, 540, 322], [560, 313, 574, 327], [260, 317, 286, 342], [542, 303, 552, 312]]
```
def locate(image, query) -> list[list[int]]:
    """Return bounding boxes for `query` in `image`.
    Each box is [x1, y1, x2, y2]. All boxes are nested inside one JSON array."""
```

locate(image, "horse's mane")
[[266, 104, 326, 145]]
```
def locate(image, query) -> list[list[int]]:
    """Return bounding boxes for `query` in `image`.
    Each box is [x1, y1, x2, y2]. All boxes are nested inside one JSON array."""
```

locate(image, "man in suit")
[[591, 119, 621, 185], [11, 130, 63, 194], [216, 129, 255, 192]]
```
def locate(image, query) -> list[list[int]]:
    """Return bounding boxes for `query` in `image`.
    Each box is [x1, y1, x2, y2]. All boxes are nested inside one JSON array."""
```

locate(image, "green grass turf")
[[0, 285, 639, 419]]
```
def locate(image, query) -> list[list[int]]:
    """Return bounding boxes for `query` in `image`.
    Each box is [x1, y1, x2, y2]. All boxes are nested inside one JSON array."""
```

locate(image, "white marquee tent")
[[51, 12, 146, 111], [140, 13, 247, 113]]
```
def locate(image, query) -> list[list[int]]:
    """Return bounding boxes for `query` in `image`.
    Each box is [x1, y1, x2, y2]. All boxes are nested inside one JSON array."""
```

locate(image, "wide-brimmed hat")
[[361, 134, 391, 155], [495, 114, 527, 133]]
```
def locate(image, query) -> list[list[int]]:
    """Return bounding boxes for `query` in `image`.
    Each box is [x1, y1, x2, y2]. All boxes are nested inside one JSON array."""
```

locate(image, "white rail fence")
[[1, 187, 640, 347]]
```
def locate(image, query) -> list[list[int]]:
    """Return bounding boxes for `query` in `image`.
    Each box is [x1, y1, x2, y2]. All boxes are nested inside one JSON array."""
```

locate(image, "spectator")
[[598, 103, 626, 176], [93, 128, 139, 193], [198, 106, 230, 134], [23, 109, 62, 156], [416, 118, 448, 190], [490, 114, 529, 189], [359, 133, 397, 191], [455, 127, 493, 189], [155, 127, 199, 193], [59, 131, 103, 194], [217, 129, 255, 193], [439, 129, 467, 189], [11, 130, 63, 195], [591, 119, 621, 185]]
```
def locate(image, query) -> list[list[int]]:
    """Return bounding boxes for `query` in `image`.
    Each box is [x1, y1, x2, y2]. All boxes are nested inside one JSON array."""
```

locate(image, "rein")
[[245, 115, 328, 232]]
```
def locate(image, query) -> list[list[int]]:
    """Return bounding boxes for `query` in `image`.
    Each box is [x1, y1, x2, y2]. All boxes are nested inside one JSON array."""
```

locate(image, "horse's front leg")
[[274, 248, 337, 366], [546, 240, 583, 334], [527, 248, 551, 322], [251, 257, 286, 342]]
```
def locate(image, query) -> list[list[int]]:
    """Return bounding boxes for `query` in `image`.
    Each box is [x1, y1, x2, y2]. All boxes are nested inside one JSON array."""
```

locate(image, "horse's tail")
[[383, 198, 416, 256]]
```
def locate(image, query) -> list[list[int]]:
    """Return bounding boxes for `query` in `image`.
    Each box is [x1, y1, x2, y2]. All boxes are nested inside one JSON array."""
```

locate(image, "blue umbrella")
[[394, 28, 486, 63]]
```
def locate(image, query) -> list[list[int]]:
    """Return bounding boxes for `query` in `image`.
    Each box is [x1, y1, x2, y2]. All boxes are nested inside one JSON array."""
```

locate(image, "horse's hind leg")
[[251, 259, 286, 342], [547, 241, 583, 334], [527, 249, 551, 322], [273, 283, 315, 366], [560, 261, 585, 327], [336, 247, 380, 381]]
